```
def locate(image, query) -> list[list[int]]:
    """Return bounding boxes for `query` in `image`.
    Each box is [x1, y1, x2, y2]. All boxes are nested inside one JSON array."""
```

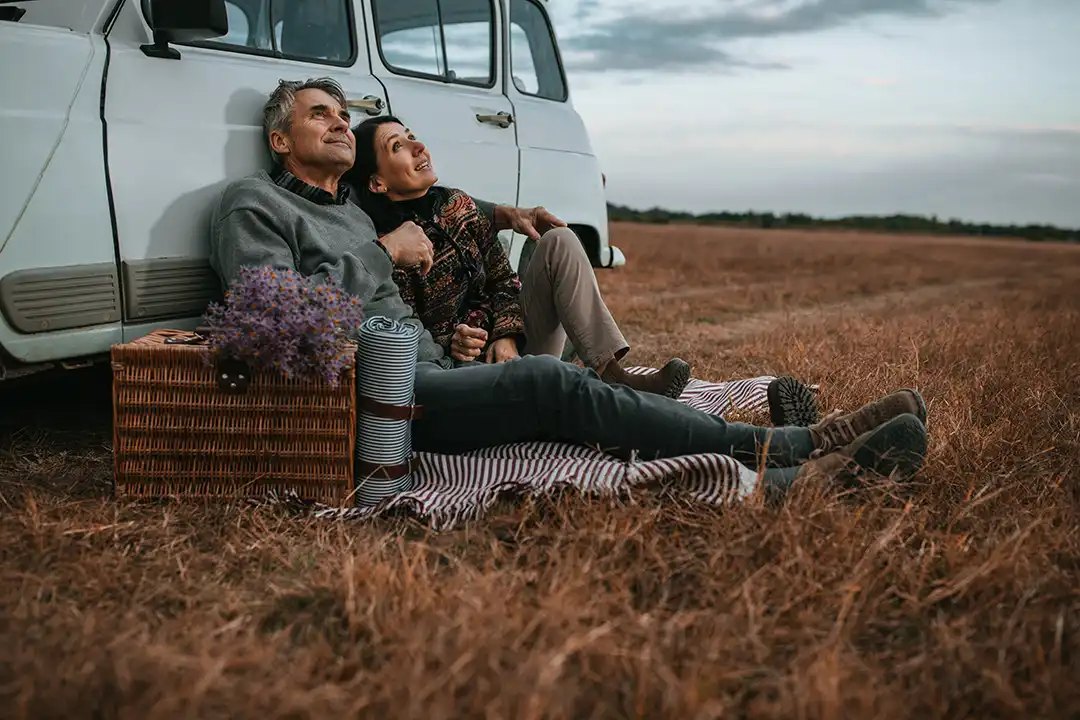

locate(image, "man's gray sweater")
[[208, 170, 448, 365]]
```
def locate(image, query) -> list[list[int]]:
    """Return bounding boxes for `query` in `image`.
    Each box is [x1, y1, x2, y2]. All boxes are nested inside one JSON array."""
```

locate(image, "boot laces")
[[809, 408, 851, 456]]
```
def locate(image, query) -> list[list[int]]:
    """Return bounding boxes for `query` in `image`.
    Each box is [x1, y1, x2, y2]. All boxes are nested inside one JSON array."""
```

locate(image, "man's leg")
[[411, 355, 814, 466]]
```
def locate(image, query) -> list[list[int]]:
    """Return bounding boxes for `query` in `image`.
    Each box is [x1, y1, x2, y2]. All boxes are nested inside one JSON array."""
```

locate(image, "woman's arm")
[[469, 206, 525, 344], [391, 266, 417, 316]]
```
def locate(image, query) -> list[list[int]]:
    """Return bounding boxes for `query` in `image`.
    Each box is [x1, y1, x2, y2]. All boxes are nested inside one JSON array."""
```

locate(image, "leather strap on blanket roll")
[[358, 395, 424, 420], [355, 457, 420, 481]]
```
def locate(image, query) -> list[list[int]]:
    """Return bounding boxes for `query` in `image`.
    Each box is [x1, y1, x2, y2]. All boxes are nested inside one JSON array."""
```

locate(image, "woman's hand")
[[484, 337, 520, 364], [451, 324, 487, 362]]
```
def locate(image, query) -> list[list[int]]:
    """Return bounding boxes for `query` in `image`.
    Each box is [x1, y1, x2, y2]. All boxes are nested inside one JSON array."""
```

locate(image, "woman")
[[344, 115, 693, 398]]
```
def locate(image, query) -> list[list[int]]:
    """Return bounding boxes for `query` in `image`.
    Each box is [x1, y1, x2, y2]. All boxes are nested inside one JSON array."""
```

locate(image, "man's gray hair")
[[263, 77, 348, 163]]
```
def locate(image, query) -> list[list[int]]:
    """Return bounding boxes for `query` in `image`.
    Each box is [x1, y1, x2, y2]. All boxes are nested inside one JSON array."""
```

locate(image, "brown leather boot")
[[600, 357, 691, 398], [762, 412, 928, 504], [809, 388, 927, 457]]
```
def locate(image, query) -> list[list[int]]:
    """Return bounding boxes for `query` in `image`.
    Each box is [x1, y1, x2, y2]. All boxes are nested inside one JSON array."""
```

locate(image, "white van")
[[0, 0, 623, 381]]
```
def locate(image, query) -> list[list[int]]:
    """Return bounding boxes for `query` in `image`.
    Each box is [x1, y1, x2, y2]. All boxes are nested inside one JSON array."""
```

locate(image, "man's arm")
[[472, 197, 513, 234], [468, 197, 565, 240], [211, 204, 392, 306], [472, 197, 498, 230], [211, 205, 302, 284]]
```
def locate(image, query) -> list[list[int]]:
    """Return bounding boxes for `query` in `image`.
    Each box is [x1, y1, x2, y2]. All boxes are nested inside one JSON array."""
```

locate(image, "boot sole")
[[847, 412, 928, 483], [767, 376, 820, 427], [661, 359, 692, 399]]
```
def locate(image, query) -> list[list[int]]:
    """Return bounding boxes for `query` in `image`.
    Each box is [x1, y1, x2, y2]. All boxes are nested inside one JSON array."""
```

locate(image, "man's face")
[[272, 88, 355, 172]]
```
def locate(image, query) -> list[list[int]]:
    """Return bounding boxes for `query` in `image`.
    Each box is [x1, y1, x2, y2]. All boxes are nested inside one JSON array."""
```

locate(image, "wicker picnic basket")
[[111, 329, 356, 506]]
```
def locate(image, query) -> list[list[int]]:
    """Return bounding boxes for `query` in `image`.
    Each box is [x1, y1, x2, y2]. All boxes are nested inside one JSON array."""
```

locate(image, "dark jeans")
[[410, 355, 813, 467]]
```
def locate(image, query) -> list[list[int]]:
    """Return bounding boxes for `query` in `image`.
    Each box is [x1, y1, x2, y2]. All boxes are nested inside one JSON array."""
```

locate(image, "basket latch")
[[216, 358, 252, 394]]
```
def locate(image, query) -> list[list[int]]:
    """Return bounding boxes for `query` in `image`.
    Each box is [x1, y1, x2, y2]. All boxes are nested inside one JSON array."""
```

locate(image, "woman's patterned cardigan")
[[377, 187, 525, 356]]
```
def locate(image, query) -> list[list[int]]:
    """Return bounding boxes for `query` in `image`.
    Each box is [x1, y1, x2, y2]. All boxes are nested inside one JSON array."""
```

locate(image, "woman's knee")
[[537, 227, 587, 261]]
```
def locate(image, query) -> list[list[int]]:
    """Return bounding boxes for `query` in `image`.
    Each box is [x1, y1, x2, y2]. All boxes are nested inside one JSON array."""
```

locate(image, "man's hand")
[[484, 337, 520, 364], [450, 324, 487, 362], [494, 205, 567, 242], [379, 221, 434, 274]]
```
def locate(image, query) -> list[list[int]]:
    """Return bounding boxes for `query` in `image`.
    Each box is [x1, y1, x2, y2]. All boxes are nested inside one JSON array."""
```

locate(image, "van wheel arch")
[[568, 223, 602, 266]]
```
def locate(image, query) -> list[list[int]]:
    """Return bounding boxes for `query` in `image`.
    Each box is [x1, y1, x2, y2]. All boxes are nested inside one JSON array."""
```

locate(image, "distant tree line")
[[606, 203, 1080, 244]]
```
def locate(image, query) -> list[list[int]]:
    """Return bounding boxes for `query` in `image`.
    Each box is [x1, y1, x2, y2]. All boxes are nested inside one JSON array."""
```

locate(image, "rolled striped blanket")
[[354, 317, 422, 506], [301, 371, 783, 530]]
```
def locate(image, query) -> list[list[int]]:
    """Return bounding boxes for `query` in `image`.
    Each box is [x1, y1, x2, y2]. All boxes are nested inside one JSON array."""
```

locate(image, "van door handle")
[[476, 111, 514, 128], [347, 95, 385, 116]]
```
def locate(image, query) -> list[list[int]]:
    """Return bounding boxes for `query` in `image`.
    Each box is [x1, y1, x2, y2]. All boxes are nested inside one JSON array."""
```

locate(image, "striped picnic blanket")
[[298, 370, 782, 530]]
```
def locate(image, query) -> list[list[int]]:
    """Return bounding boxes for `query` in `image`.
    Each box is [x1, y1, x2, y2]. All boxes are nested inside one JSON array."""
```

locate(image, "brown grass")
[[2, 224, 1079, 718]]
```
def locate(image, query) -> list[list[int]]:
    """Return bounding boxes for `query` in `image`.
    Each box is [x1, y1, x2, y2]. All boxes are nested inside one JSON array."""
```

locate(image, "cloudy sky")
[[542, 0, 1080, 227]]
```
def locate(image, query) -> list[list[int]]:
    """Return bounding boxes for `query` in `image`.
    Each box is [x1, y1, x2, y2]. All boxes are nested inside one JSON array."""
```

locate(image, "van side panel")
[[0, 26, 96, 247], [16, 0, 112, 34], [511, 89, 610, 264], [103, 1, 265, 309], [0, 22, 121, 364], [505, 0, 612, 266], [516, 147, 609, 262]]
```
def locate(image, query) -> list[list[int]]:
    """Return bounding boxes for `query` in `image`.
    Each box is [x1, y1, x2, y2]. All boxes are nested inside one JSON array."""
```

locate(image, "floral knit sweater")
[[362, 186, 524, 355]]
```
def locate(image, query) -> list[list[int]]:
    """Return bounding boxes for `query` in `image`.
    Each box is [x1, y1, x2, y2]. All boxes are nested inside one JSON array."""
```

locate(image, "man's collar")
[[270, 165, 352, 206]]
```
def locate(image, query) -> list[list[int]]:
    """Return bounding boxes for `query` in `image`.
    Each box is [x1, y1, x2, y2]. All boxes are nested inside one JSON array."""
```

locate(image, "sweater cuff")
[[372, 239, 393, 263], [360, 238, 395, 275]]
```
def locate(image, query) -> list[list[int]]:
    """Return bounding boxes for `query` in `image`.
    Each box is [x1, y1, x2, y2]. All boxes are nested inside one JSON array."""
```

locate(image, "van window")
[[192, 0, 355, 66], [220, 2, 251, 46], [510, 0, 567, 101], [372, 0, 495, 88]]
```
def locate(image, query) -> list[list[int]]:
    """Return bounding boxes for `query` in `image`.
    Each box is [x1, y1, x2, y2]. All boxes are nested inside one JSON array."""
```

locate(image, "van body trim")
[[121, 257, 220, 321], [0, 263, 122, 333]]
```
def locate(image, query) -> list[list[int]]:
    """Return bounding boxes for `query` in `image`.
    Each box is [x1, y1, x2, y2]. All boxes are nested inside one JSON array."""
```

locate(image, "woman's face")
[[370, 122, 438, 200]]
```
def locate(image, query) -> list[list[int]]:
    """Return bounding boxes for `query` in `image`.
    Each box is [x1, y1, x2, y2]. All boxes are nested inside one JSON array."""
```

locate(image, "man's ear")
[[269, 130, 291, 157]]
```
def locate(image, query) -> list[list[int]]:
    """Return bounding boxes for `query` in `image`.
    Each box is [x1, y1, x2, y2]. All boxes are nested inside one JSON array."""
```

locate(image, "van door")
[[102, 0, 388, 337], [361, 0, 520, 220], [505, 0, 612, 267], [0, 2, 122, 366]]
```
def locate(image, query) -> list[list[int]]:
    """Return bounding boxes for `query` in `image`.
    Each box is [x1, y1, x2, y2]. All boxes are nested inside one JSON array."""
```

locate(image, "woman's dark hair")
[[344, 114, 403, 194]]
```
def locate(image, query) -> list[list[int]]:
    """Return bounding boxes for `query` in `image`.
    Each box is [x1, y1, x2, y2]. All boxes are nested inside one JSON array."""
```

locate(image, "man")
[[208, 78, 929, 499]]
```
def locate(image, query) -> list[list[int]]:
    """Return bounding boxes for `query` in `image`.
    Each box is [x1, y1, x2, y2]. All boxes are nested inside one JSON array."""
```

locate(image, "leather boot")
[[600, 357, 691, 399], [809, 388, 927, 457], [767, 376, 820, 426], [762, 412, 928, 504]]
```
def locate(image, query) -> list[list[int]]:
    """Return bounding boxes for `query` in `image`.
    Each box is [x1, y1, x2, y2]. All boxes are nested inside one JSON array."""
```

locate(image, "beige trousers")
[[519, 228, 629, 369]]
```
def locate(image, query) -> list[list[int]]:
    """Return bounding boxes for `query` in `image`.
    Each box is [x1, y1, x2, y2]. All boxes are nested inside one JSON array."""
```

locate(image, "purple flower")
[[202, 266, 364, 386]]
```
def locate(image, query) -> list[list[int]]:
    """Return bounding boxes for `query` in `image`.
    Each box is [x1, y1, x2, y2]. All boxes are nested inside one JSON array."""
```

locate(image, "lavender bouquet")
[[202, 266, 364, 386]]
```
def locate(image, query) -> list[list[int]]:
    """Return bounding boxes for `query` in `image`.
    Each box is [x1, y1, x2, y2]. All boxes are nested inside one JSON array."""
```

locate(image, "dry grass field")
[[2, 223, 1079, 718]]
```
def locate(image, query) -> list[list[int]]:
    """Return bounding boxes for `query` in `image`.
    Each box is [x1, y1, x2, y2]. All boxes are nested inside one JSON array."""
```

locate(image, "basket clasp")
[[215, 358, 251, 394]]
